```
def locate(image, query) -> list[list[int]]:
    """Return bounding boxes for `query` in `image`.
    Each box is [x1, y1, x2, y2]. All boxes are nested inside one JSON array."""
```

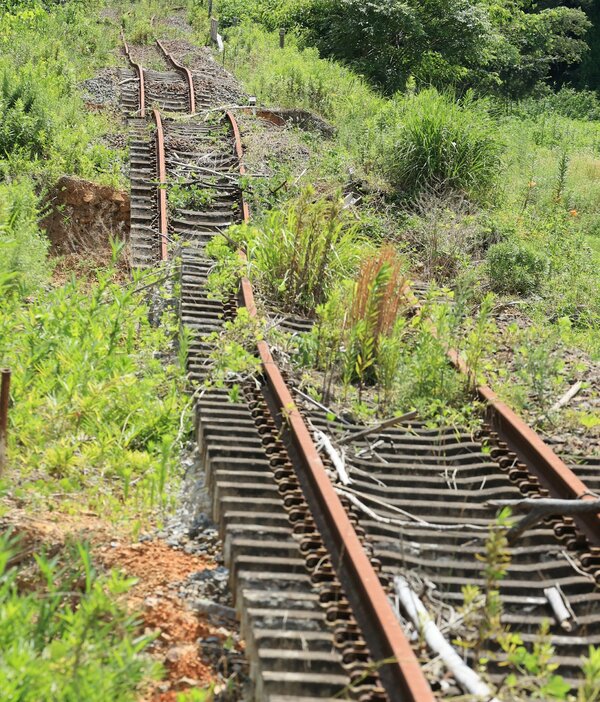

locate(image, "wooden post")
[[0, 369, 10, 475], [279, 28, 285, 48]]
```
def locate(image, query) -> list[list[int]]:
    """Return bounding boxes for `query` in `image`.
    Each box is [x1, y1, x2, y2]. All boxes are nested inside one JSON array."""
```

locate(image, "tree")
[[483, 1, 591, 97], [294, 0, 591, 97]]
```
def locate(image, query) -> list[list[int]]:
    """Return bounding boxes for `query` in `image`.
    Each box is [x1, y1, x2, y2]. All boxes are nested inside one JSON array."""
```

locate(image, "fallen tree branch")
[[487, 498, 600, 544], [337, 411, 418, 446], [549, 381, 583, 414]]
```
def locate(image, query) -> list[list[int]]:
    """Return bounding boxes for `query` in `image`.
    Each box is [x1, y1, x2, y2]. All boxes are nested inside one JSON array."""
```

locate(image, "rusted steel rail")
[[446, 349, 600, 545], [226, 111, 434, 702], [0, 369, 10, 474], [121, 31, 145, 116], [156, 39, 196, 114], [152, 108, 169, 262]]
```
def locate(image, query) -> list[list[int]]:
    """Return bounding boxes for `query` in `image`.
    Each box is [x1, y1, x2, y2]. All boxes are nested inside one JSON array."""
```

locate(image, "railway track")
[[119, 34, 600, 701]]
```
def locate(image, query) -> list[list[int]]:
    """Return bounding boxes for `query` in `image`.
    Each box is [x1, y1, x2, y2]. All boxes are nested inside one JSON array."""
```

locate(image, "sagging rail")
[[119, 31, 600, 700]]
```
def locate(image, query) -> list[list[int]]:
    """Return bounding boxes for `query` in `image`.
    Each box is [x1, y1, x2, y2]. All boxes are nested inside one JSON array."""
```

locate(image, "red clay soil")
[[99, 540, 222, 701]]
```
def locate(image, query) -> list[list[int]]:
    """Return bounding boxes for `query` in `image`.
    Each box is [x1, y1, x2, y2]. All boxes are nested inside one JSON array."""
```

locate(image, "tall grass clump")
[[0, 534, 159, 701], [244, 187, 363, 314], [372, 89, 502, 202]]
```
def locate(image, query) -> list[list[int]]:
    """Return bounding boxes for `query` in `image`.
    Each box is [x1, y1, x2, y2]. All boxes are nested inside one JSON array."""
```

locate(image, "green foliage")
[[214, 0, 591, 97], [498, 322, 566, 412], [169, 179, 216, 211], [515, 87, 600, 121], [0, 180, 48, 294], [297, 0, 493, 93], [240, 188, 363, 314], [579, 647, 600, 701], [0, 267, 190, 517], [372, 90, 502, 202], [204, 307, 263, 402], [0, 61, 52, 158], [220, 23, 386, 153], [486, 239, 549, 296], [0, 534, 159, 700], [213, 0, 312, 30], [299, 283, 480, 420], [205, 232, 246, 301], [0, 0, 124, 185]]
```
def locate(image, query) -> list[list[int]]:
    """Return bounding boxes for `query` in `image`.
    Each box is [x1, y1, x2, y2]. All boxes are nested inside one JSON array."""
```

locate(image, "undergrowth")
[[0, 533, 160, 701], [0, 261, 190, 522]]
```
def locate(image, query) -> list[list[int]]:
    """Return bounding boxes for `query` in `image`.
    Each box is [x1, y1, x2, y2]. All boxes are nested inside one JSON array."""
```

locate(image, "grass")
[[207, 17, 600, 359], [0, 0, 125, 187]]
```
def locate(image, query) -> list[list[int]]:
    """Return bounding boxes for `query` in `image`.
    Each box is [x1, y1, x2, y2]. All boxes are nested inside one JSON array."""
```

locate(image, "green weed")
[[0, 533, 160, 700], [240, 187, 364, 314], [0, 266, 190, 520], [371, 89, 502, 202]]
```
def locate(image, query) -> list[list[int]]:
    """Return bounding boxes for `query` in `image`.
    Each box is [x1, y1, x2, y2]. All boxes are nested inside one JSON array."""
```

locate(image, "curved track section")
[[120, 35, 600, 701]]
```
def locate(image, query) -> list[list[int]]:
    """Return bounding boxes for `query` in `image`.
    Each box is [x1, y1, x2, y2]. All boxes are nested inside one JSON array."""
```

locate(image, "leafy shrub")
[[0, 267, 189, 516], [373, 90, 502, 202], [486, 239, 548, 296], [0, 181, 48, 293], [0, 62, 52, 158], [0, 4, 124, 185], [516, 87, 600, 121], [0, 534, 159, 701], [213, 0, 311, 30]]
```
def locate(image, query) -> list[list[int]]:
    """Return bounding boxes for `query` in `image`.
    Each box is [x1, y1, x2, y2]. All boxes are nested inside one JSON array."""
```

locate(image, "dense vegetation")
[[213, 0, 599, 96], [0, 534, 159, 701], [195, 0, 600, 435], [0, 0, 598, 696], [0, 2, 188, 697]]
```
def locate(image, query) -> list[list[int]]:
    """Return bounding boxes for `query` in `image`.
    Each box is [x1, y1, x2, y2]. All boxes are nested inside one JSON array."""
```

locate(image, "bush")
[[0, 181, 48, 294], [486, 239, 548, 296], [0, 535, 159, 701], [0, 267, 189, 515], [373, 89, 502, 202], [514, 87, 600, 121], [0, 62, 53, 158], [0, 3, 124, 185], [213, 0, 311, 30]]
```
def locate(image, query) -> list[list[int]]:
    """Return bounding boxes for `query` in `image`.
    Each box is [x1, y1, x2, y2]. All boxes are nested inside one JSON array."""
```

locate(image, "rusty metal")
[[445, 348, 600, 545], [156, 39, 196, 114], [0, 369, 10, 474], [121, 31, 145, 116], [225, 111, 251, 223], [226, 109, 434, 702], [151, 108, 169, 262]]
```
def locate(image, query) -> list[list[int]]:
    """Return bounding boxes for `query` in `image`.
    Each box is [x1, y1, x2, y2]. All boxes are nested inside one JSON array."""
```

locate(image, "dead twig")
[[488, 497, 600, 544]]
